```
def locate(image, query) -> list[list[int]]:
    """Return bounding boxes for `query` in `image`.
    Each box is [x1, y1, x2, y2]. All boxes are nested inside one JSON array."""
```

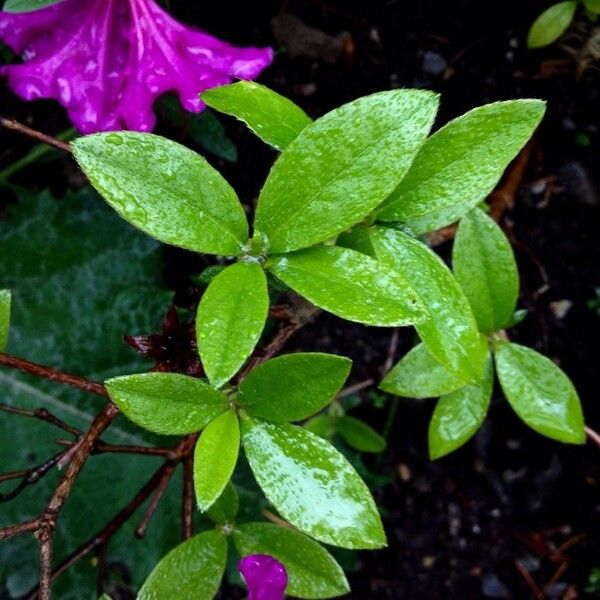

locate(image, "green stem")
[[382, 396, 400, 440]]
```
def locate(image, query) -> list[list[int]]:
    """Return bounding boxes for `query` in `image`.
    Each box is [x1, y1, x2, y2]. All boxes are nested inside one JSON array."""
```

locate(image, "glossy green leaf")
[[372, 227, 485, 382], [254, 89, 439, 253], [428, 353, 494, 459], [453, 208, 519, 333], [337, 416, 386, 453], [241, 417, 386, 549], [336, 226, 376, 256], [105, 373, 228, 435], [3, 0, 63, 12], [583, 0, 600, 13], [527, 1, 577, 48], [495, 343, 585, 443], [380, 343, 466, 399], [266, 245, 426, 326], [206, 482, 239, 524], [304, 414, 336, 438], [197, 261, 269, 388], [0, 289, 10, 351], [194, 410, 240, 511], [377, 100, 546, 233], [138, 530, 227, 600], [72, 132, 248, 255], [234, 522, 350, 598], [238, 353, 351, 422], [202, 81, 313, 150]]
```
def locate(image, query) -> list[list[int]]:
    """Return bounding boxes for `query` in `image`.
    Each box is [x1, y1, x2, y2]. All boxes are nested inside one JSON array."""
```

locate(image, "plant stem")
[[0, 118, 72, 154]]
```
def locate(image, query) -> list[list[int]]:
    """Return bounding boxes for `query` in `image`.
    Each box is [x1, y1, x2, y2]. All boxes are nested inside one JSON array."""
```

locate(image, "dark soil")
[[2, 0, 599, 598]]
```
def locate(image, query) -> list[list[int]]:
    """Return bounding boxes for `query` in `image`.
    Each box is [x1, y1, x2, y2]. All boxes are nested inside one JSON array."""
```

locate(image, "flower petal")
[[239, 554, 288, 600]]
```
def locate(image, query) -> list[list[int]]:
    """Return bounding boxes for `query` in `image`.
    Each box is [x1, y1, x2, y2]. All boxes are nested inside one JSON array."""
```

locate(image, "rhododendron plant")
[[239, 555, 288, 600], [0, 0, 272, 132]]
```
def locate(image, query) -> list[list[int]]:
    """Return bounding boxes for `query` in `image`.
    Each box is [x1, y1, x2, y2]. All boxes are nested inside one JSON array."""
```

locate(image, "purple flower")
[[0, 0, 272, 133], [239, 554, 288, 600]]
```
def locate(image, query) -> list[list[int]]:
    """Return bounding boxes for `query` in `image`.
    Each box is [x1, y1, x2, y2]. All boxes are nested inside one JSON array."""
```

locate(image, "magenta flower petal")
[[0, 0, 272, 133], [239, 554, 288, 600]]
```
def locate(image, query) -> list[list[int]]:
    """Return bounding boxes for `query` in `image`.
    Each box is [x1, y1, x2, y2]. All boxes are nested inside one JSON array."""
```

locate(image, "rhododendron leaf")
[[3, 0, 63, 12], [72, 132, 249, 256], [495, 343, 585, 444], [206, 482, 239, 524], [377, 101, 546, 233], [266, 246, 426, 326], [202, 81, 312, 150], [453, 208, 519, 333], [429, 353, 494, 459], [138, 530, 227, 600], [0, 0, 271, 132], [337, 416, 386, 453], [241, 416, 386, 549], [0, 289, 10, 351], [197, 262, 268, 388], [234, 523, 350, 598], [380, 343, 466, 399], [238, 353, 351, 422], [105, 373, 228, 435], [372, 227, 485, 383], [304, 415, 336, 438], [194, 410, 240, 511], [254, 89, 439, 253], [527, 1, 577, 48]]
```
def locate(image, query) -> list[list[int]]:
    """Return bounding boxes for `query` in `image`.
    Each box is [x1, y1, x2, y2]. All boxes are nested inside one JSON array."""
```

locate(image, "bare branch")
[[0, 117, 72, 153]]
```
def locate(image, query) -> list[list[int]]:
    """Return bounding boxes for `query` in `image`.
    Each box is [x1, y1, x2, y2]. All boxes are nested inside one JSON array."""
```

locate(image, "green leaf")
[[377, 100, 546, 233], [254, 89, 439, 253], [266, 245, 426, 326], [194, 410, 240, 511], [336, 226, 376, 256], [234, 522, 350, 598], [197, 261, 269, 388], [452, 208, 519, 333], [0, 289, 10, 351], [202, 81, 313, 150], [372, 227, 485, 383], [0, 188, 177, 597], [71, 132, 248, 256], [337, 416, 386, 453], [495, 343, 585, 444], [527, 1, 578, 48], [429, 353, 494, 459], [206, 483, 239, 524], [238, 353, 351, 422], [304, 414, 336, 438], [241, 417, 386, 549], [583, 0, 600, 13], [105, 373, 228, 435], [3, 0, 63, 12], [380, 343, 466, 399], [138, 530, 227, 600]]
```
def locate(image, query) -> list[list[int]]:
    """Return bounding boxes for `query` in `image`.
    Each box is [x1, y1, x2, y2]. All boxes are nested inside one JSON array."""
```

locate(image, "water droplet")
[[106, 133, 123, 146]]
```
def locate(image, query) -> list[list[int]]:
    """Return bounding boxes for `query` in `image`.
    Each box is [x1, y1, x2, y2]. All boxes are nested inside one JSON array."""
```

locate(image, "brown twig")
[[514, 559, 544, 599], [0, 403, 82, 437], [0, 353, 107, 397], [0, 117, 72, 153], [182, 451, 194, 540], [585, 425, 600, 448], [382, 328, 400, 375], [135, 464, 177, 539], [56, 438, 177, 459], [337, 378, 374, 399]]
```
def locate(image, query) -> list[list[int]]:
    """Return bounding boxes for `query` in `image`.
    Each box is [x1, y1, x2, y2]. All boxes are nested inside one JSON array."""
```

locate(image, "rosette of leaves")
[[106, 351, 386, 554], [379, 208, 586, 459], [137, 483, 350, 599]]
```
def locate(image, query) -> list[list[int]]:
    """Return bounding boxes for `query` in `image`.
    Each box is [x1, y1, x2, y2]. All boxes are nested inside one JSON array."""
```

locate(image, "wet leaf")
[[254, 90, 439, 253], [206, 482, 239, 524], [105, 373, 228, 435], [197, 261, 269, 388], [138, 530, 227, 600], [72, 132, 248, 255], [234, 522, 350, 598], [0, 289, 10, 351], [304, 414, 336, 438], [266, 245, 426, 326], [429, 353, 494, 459], [241, 417, 386, 549], [495, 343, 585, 443], [372, 227, 485, 383], [194, 410, 240, 511], [527, 1, 577, 48], [238, 353, 351, 422], [202, 81, 312, 150], [377, 100, 546, 233], [337, 416, 386, 453], [453, 208, 519, 333], [3, 0, 62, 12], [380, 343, 466, 399]]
